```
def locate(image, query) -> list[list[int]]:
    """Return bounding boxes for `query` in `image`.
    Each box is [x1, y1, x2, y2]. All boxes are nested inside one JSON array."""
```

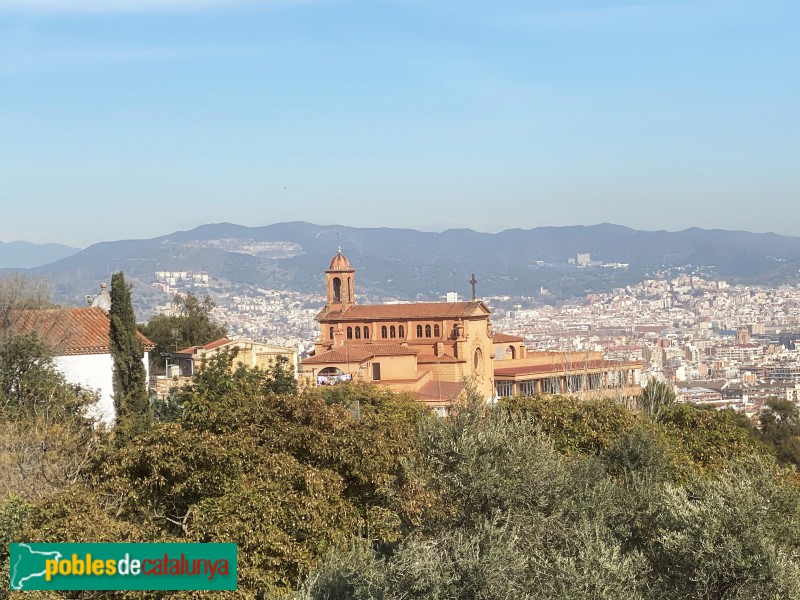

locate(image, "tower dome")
[[328, 251, 352, 271]]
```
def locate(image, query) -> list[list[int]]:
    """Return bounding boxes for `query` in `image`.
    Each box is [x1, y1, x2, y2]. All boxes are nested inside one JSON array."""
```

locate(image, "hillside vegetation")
[[3, 347, 800, 599]]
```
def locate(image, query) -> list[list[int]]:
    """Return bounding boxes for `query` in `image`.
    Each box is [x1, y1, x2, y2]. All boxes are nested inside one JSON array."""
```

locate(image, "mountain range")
[[0, 241, 79, 269], [4, 222, 800, 312]]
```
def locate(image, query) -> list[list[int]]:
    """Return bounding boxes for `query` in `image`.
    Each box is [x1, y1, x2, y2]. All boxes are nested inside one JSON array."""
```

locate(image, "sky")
[[0, 0, 797, 247]]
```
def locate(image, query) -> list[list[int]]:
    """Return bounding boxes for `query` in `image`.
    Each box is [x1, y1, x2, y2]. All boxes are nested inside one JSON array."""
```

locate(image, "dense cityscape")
[[148, 258, 800, 418]]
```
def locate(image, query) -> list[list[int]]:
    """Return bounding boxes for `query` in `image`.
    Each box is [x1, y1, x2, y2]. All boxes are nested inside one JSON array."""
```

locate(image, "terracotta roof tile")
[[203, 337, 232, 350], [347, 343, 419, 356], [13, 307, 155, 356], [415, 381, 465, 402], [302, 346, 374, 365], [416, 353, 463, 364], [493, 332, 524, 343], [494, 359, 642, 377], [318, 301, 490, 322]]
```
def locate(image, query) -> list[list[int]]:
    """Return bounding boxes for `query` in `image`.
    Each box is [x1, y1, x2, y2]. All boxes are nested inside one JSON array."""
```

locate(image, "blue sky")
[[0, 0, 797, 247]]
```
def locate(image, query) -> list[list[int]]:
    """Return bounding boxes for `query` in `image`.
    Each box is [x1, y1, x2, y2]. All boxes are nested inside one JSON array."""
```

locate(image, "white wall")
[[53, 352, 151, 425]]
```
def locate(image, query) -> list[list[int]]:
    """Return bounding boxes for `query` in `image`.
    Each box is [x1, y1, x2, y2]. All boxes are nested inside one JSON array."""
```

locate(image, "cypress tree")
[[109, 271, 151, 440]]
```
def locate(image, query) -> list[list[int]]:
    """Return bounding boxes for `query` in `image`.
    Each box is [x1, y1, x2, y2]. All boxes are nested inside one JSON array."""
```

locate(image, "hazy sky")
[[1, 0, 797, 247]]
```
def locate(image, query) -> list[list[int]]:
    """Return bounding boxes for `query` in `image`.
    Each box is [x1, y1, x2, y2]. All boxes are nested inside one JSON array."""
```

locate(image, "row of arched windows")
[[380, 325, 404, 339], [333, 323, 443, 340], [345, 326, 370, 340], [416, 324, 440, 338]]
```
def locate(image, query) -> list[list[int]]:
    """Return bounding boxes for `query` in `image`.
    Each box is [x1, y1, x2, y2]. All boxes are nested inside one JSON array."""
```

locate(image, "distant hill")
[[5, 222, 800, 311], [0, 241, 80, 269]]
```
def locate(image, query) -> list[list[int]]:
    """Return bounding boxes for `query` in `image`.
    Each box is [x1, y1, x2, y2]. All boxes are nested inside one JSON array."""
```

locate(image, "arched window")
[[329, 327, 334, 340], [434, 324, 440, 337], [346, 326, 353, 339], [506, 346, 516, 360], [417, 325, 423, 338], [332, 277, 342, 303], [425, 325, 431, 337], [381, 326, 388, 339], [355, 327, 361, 339], [364, 326, 369, 339], [399, 325, 405, 338], [390, 325, 396, 338]]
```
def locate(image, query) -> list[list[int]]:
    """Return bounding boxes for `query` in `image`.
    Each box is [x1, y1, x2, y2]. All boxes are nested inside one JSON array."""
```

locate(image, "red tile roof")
[[317, 301, 490, 322], [416, 353, 463, 364], [13, 307, 155, 356], [416, 380, 465, 402], [494, 359, 642, 378], [493, 332, 524, 343], [302, 346, 375, 365], [176, 338, 232, 355], [347, 343, 419, 356]]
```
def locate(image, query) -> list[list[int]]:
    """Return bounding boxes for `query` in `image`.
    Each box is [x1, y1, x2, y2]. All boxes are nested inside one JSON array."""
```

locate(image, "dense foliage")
[[138, 292, 227, 373], [4, 342, 800, 598]]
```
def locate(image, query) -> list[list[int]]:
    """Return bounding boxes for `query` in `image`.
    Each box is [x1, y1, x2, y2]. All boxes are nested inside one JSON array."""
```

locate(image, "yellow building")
[[493, 350, 642, 401], [154, 337, 298, 399]]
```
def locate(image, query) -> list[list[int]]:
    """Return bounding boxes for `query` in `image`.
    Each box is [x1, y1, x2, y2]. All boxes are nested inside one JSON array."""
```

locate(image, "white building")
[[14, 306, 154, 424]]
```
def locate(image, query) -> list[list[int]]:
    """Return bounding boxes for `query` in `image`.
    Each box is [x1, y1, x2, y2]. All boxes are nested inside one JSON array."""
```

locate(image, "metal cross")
[[470, 273, 478, 300]]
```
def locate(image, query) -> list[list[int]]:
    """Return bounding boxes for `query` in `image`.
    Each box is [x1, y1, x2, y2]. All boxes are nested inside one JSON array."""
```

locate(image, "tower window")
[[417, 325, 423, 338], [434, 324, 440, 337], [355, 327, 361, 339], [381, 326, 388, 339], [425, 325, 431, 338], [390, 325, 396, 339], [332, 277, 342, 303], [347, 326, 353, 340], [330, 327, 334, 340], [399, 325, 404, 338], [364, 326, 369, 339]]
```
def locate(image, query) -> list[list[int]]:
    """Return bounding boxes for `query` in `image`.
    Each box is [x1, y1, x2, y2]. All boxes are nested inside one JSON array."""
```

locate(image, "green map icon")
[[9, 543, 63, 590]]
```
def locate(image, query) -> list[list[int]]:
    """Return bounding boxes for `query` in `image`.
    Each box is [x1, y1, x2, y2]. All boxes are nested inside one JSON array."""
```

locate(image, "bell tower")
[[325, 247, 355, 309]]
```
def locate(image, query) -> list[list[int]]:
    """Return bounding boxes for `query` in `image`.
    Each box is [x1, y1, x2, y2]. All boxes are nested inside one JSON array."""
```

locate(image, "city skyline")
[[1, 0, 798, 246]]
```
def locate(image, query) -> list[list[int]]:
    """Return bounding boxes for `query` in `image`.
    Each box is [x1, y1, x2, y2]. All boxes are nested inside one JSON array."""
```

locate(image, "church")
[[301, 249, 644, 412], [301, 249, 496, 411]]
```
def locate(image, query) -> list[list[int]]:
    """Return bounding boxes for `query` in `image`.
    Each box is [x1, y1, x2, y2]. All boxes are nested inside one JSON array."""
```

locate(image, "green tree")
[[759, 398, 800, 467], [109, 272, 151, 441], [0, 494, 32, 593], [265, 354, 298, 396], [139, 293, 226, 373], [638, 378, 676, 416], [0, 332, 98, 501]]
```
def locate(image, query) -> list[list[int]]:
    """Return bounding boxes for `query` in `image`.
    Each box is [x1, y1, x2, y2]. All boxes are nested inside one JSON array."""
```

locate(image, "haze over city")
[[1, 0, 798, 246]]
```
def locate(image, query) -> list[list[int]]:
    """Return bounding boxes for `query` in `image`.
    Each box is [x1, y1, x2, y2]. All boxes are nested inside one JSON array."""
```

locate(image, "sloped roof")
[[494, 359, 642, 377], [176, 337, 232, 355], [318, 301, 490, 322], [347, 343, 419, 356], [493, 332, 524, 343], [416, 353, 463, 364], [12, 307, 155, 356], [415, 380, 465, 402], [302, 346, 375, 365]]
